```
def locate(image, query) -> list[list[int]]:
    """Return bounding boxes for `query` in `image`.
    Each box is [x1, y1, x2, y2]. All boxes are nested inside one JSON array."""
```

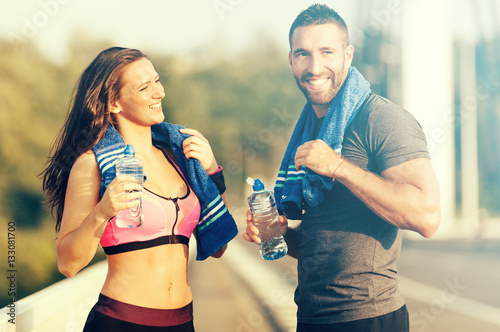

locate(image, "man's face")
[[289, 24, 353, 111]]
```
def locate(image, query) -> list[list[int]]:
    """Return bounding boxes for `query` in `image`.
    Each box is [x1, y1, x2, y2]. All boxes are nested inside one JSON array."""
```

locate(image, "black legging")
[[83, 294, 195, 332]]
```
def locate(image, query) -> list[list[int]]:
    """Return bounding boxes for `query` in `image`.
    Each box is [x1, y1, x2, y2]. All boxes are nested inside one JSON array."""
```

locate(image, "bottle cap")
[[252, 179, 264, 191], [124, 145, 135, 156]]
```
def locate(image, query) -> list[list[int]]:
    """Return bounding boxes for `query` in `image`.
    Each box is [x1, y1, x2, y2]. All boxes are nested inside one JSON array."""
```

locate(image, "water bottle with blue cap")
[[115, 145, 144, 228], [247, 177, 288, 260]]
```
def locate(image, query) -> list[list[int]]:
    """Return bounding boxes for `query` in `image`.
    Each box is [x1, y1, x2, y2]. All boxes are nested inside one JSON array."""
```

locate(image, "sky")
[[0, 0, 353, 64], [2, 0, 497, 65]]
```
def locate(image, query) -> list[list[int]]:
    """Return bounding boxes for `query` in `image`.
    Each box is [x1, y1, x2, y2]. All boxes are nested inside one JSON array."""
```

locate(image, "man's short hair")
[[289, 4, 349, 49]]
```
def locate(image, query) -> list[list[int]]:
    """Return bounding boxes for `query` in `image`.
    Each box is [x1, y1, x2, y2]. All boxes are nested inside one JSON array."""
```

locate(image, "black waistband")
[[103, 235, 190, 255]]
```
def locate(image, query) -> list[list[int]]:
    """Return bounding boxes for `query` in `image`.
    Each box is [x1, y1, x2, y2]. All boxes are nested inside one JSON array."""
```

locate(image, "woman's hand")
[[56, 152, 144, 277], [96, 175, 143, 221], [180, 128, 218, 173]]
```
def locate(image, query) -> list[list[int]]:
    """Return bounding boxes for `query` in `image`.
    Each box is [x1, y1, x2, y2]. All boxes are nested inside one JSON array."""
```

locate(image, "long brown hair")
[[41, 47, 147, 232]]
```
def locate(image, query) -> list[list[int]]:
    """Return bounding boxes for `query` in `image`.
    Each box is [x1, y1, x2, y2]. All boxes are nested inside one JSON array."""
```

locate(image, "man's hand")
[[294, 139, 343, 178], [243, 209, 288, 244]]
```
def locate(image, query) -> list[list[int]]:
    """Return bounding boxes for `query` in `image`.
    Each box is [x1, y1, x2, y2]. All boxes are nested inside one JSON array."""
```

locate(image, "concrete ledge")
[[0, 261, 107, 332]]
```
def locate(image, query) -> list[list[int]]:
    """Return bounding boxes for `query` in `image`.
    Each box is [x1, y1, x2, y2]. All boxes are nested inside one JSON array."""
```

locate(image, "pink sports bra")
[[100, 153, 201, 255]]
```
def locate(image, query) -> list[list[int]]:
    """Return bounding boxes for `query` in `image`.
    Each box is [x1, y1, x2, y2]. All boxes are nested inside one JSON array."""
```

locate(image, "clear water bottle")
[[247, 177, 288, 260], [115, 145, 144, 228]]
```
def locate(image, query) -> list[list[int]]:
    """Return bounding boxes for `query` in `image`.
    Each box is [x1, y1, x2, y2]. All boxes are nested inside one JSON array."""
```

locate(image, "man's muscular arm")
[[295, 140, 440, 238]]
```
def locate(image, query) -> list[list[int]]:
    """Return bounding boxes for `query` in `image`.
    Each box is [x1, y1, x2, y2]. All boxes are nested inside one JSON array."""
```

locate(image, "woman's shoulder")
[[71, 150, 98, 174], [61, 150, 102, 213]]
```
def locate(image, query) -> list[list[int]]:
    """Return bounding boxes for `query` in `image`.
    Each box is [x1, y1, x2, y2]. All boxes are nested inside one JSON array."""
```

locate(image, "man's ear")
[[345, 45, 354, 68], [288, 51, 293, 72], [109, 99, 121, 114]]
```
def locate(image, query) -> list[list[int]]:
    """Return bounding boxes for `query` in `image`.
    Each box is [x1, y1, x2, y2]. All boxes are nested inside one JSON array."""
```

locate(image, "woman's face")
[[111, 58, 165, 127]]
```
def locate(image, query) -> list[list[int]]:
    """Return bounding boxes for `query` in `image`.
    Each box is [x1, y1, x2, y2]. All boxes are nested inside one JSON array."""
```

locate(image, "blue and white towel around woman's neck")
[[274, 66, 371, 220], [92, 123, 238, 260]]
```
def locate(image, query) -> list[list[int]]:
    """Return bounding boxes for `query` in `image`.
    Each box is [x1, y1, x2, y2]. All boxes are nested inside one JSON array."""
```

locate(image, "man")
[[244, 4, 440, 332]]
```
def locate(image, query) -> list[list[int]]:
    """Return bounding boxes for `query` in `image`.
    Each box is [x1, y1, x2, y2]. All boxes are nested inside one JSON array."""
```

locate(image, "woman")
[[41, 47, 238, 331]]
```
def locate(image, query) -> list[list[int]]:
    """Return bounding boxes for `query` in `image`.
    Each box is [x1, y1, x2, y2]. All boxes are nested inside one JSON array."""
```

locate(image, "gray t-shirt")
[[295, 93, 430, 324]]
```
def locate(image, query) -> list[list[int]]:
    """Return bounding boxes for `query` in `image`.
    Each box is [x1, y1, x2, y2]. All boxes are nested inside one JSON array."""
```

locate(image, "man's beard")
[[294, 70, 343, 106]]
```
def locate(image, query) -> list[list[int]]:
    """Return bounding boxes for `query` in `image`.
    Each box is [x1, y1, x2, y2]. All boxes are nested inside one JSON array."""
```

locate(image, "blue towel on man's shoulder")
[[274, 67, 371, 220]]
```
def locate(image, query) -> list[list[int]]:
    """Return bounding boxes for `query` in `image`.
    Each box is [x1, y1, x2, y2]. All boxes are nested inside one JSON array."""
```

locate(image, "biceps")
[[381, 158, 439, 198]]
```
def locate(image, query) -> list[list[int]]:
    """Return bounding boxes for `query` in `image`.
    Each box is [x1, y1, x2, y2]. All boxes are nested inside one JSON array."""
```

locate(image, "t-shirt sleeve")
[[364, 100, 430, 173]]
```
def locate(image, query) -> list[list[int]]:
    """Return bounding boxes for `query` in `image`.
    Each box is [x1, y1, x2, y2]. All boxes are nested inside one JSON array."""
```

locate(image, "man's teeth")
[[149, 103, 161, 109], [308, 78, 328, 86]]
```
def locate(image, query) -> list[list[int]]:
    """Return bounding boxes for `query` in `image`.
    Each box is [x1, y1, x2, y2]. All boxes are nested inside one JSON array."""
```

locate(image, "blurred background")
[[0, 0, 499, 331]]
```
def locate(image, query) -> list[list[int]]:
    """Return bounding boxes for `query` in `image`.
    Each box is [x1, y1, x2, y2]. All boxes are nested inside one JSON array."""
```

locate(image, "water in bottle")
[[115, 145, 144, 228], [247, 177, 288, 260]]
